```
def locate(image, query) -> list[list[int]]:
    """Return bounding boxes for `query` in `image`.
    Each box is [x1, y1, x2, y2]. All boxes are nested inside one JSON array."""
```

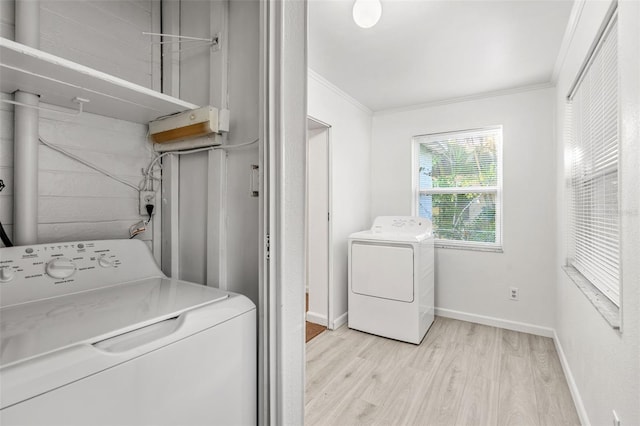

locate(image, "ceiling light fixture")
[[352, 0, 382, 29]]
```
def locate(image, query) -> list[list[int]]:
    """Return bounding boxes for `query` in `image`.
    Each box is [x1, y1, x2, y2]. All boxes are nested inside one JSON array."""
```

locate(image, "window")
[[566, 11, 619, 307], [414, 126, 502, 250]]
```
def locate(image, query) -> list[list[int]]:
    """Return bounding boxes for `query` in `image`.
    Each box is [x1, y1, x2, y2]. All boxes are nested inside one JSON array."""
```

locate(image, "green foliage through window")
[[416, 128, 501, 245]]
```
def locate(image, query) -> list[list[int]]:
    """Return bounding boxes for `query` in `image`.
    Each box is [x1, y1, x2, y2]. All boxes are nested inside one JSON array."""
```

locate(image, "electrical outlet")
[[509, 287, 519, 301], [139, 191, 155, 216], [613, 410, 620, 426]]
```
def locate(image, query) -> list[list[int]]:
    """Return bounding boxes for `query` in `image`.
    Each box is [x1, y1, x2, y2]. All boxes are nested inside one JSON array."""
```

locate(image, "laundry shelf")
[[0, 37, 198, 124]]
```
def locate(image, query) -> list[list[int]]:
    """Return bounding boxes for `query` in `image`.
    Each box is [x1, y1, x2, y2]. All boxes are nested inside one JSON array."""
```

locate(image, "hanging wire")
[[39, 137, 139, 191]]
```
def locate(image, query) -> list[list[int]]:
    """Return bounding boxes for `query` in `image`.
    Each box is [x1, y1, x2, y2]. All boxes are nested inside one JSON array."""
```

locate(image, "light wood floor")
[[305, 317, 580, 426]]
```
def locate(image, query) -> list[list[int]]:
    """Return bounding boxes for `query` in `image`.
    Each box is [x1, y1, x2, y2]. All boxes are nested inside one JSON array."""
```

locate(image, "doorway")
[[306, 116, 332, 341]]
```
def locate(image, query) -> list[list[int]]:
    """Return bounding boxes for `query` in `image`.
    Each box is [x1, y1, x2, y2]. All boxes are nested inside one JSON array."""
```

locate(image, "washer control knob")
[[98, 256, 114, 268], [46, 258, 76, 279], [0, 267, 15, 282]]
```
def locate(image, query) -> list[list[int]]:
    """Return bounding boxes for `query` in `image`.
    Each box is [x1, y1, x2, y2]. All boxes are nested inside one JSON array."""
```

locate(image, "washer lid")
[[0, 278, 228, 367]]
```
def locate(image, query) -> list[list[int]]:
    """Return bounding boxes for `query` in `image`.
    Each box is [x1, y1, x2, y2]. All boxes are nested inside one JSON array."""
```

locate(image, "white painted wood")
[[178, 1, 212, 107], [435, 307, 555, 338], [306, 127, 329, 325], [206, 149, 224, 288], [0, 194, 12, 223], [161, 0, 180, 98], [266, 0, 307, 423], [0, 167, 12, 195], [552, 330, 590, 426], [150, 1, 161, 93], [0, 37, 198, 124], [0, 0, 14, 40], [332, 312, 348, 333], [159, 0, 179, 276], [0, 2, 159, 251], [178, 151, 208, 284], [305, 311, 328, 327], [37, 220, 152, 243], [161, 154, 180, 278], [39, 5, 151, 87], [38, 171, 139, 198], [209, 0, 228, 109]]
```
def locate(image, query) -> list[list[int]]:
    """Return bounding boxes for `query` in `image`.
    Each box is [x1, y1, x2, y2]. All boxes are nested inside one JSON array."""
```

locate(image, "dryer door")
[[351, 242, 414, 302]]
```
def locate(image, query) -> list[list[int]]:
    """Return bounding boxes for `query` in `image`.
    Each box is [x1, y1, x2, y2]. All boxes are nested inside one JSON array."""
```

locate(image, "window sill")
[[562, 266, 620, 330], [435, 242, 503, 253]]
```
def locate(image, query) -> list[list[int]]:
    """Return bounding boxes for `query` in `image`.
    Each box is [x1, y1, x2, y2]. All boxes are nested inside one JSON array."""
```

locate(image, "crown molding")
[[551, 0, 587, 83], [374, 82, 555, 116], [308, 68, 373, 116]]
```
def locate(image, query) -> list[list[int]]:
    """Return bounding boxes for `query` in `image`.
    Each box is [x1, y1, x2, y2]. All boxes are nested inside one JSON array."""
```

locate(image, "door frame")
[[306, 116, 334, 330]]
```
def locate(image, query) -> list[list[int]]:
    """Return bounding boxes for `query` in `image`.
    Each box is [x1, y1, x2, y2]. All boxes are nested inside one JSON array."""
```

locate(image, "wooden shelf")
[[0, 37, 199, 124]]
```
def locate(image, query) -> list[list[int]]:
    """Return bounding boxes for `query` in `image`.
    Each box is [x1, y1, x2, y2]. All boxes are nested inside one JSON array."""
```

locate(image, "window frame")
[[412, 126, 504, 252]]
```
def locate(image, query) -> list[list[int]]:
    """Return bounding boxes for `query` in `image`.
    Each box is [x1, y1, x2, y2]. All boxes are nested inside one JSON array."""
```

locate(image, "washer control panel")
[[0, 242, 122, 285], [0, 240, 162, 308]]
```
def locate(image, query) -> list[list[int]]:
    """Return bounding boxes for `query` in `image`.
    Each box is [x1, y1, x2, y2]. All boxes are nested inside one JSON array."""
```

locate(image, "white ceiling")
[[308, 0, 574, 112]]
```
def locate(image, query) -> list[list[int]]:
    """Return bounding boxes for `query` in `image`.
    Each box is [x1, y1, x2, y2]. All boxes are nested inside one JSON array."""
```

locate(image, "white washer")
[[348, 216, 434, 344], [0, 239, 256, 426]]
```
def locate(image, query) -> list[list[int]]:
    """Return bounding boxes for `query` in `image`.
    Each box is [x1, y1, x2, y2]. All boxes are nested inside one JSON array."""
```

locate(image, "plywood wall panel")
[[38, 221, 152, 243], [39, 171, 140, 198], [39, 0, 153, 88], [0, 0, 14, 40], [0, 194, 13, 223]]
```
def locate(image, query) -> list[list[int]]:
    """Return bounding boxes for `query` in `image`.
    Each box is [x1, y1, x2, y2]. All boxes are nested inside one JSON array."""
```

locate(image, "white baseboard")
[[434, 307, 555, 338], [553, 330, 591, 426], [306, 311, 327, 327], [331, 312, 348, 330]]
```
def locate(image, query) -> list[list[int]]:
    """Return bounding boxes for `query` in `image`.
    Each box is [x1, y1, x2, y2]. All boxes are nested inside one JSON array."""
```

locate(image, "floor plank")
[[497, 352, 539, 426], [305, 317, 580, 426], [528, 335, 582, 426]]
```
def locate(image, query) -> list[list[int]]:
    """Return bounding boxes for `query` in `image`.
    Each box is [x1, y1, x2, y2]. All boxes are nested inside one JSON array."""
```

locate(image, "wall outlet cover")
[[509, 287, 519, 301], [139, 191, 155, 216]]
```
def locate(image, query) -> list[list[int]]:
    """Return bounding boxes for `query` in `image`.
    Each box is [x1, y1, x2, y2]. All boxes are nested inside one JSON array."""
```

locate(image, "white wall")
[[554, 1, 640, 425], [371, 88, 557, 331], [307, 70, 372, 327], [0, 0, 157, 249]]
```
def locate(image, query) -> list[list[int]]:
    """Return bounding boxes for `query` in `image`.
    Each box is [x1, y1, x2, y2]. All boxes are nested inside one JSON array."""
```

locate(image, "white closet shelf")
[[0, 37, 198, 124]]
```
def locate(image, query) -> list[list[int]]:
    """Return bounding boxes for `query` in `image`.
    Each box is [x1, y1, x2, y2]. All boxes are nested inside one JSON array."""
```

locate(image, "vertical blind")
[[415, 127, 501, 247], [568, 14, 619, 305]]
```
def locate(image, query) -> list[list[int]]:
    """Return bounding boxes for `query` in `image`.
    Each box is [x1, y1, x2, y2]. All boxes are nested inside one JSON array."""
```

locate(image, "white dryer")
[[0, 239, 256, 425], [348, 216, 434, 344]]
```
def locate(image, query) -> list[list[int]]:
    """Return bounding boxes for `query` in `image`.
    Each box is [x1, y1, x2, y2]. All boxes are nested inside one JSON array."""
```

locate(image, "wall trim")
[[553, 330, 591, 426], [435, 307, 555, 338], [306, 311, 328, 327], [308, 68, 373, 116], [374, 82, 554, 116], [551, 0, 587, 83], [331, 312, 348, 330]]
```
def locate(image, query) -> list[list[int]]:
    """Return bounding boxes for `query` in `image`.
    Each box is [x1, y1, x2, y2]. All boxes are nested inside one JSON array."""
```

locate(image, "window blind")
[[415, 127, 502, 247], [568, 14, 619, 305]]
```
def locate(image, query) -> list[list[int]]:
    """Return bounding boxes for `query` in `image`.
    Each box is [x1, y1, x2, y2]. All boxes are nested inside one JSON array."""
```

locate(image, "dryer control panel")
[[0, 240, 163, 308], [371, 216, 432, 235]]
